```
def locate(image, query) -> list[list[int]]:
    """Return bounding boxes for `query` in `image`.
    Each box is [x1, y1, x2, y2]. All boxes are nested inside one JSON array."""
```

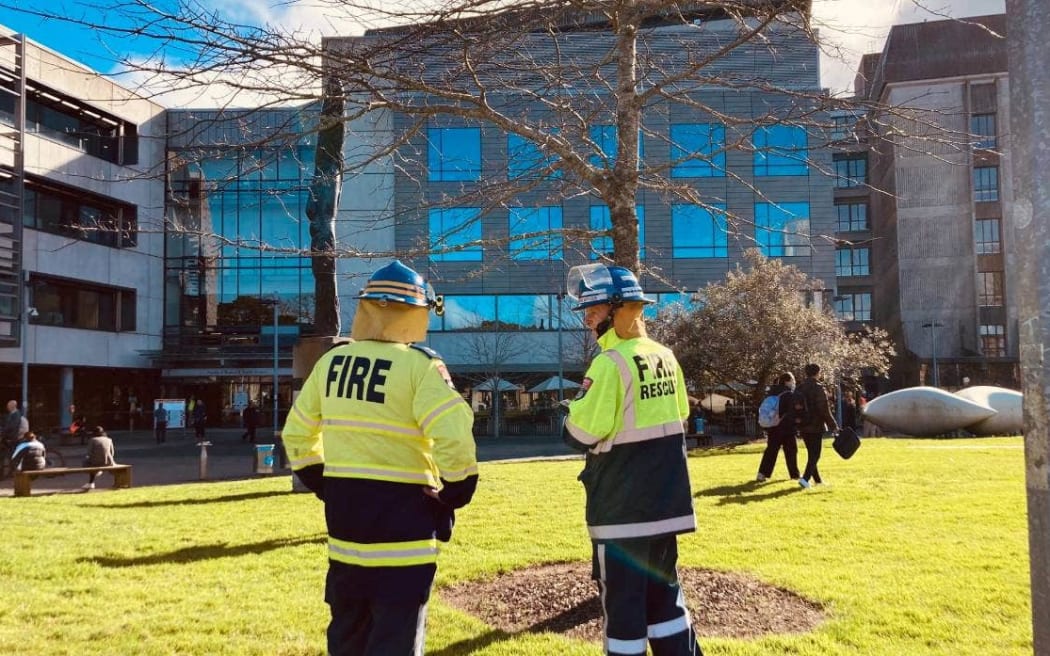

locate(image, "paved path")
[[1, 427, 748, 497]]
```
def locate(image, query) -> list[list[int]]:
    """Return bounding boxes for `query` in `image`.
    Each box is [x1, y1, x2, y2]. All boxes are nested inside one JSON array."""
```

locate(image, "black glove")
[[437, 474, 478, 509]]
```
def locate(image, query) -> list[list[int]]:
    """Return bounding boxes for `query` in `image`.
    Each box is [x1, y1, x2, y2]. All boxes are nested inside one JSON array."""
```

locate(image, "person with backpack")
[[756, 372, 802, 482], [797, 363, 840, 488]]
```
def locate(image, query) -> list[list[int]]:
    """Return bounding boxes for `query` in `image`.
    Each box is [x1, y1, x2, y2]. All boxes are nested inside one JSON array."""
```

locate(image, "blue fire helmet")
[[358, 260, 442, 312], [566, 263, 654, 311]]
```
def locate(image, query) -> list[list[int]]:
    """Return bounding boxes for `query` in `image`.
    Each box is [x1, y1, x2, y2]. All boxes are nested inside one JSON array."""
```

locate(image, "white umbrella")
[[474, 377, 520, 392], [528, 375, 582, 393]]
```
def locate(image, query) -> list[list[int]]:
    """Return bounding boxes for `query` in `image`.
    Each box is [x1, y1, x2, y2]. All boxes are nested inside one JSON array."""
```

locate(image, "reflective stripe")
[[292, 405, 321, 429], [606, 637, 647, 654], [420, 397, 465, 432], [322, 417, 423, 439], [565, 418, 603, 446], [648, 613, 690, 639], [289, 454, 324, 469], [325, 464, 434, 484], [329, 537, 439, 567], [588, 514, 696, 540], [440, 463, 479, 481], [613, 421, 686, 445]]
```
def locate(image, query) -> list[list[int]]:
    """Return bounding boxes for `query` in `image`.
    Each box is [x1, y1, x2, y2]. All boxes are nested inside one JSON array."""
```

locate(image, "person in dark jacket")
[[241, 400, 259, 443], [797, 364, 839, 488], [756, 372, 802, 482], [10, 432, 46, 472], [191, 397, 207, 442], [1, 400, 22, 450]]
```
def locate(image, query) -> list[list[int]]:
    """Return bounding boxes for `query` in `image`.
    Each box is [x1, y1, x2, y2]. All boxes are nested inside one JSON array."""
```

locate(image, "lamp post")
[[922, 321, 944, 387], [20, 275, 36, 416], [556, 291, 564, 403], [262, 295, 279, 434]]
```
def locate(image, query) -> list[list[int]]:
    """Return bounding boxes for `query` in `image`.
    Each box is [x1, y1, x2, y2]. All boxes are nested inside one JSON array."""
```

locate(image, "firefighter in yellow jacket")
[[563, 263, 702, 656], [282, 260, 477, 656]]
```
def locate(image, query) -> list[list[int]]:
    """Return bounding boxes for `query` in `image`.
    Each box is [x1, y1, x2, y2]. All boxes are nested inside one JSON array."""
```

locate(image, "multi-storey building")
[[327, 4, 839, 391], [0, 31, 166, 430], [858, 14, 1015, 389]]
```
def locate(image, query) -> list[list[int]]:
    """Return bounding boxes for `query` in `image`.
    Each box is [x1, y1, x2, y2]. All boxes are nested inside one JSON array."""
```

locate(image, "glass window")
[[753, 125, 809, 176], [671, 204, 728, 258], [836, 202, 868, 232], [979, 324, 1006, 357], [977, 271, 1004, 306], [831, 114, 856, 142], [971, 113, 997, 149], [833, 155, 867, 188], [498, 295, 550, 330], [975, 218, 1001, 254], [834, 293, 871, 321], [588, 124, 643, 167], [643, 292, 696, 319], [974, 166, 999, 202], [429, 208, 482, 262], [431, 295, 496, 331], [755, 202, 811, 257], [507, 132, 561, 180], [427, 127, 481, 181], [31, 276, 134, 332], [836, 247, 870, 277], [23, 179, 137, 248], [670, 123, 725, 178], [590, 205, 645, 260], [509, 206, 563, 260]]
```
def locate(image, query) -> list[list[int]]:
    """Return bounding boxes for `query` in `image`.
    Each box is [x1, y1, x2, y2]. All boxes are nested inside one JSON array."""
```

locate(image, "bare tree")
[[648, 249, 894, 407], [457, 328, 532, 438]]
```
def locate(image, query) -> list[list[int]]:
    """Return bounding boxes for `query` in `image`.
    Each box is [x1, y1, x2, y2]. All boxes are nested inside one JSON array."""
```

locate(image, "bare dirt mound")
[[442, 562, 824, 642]]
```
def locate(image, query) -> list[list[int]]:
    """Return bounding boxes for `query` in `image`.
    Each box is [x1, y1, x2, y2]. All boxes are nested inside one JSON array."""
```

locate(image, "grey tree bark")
[[1006, 2, 1050, 653]]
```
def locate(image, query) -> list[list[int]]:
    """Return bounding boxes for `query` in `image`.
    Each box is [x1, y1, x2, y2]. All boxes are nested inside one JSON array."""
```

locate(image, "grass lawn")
[[0, 436, 1032, 655]]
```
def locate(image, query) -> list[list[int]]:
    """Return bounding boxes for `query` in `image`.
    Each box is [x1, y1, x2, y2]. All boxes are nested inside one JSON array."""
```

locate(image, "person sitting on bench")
[[82, 426, 116, 491], [11, 432, 46, 472]]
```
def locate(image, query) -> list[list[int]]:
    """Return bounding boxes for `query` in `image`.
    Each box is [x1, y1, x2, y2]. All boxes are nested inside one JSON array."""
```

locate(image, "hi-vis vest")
[[283, 340, 476, 570], [565, 330, 696, 542]]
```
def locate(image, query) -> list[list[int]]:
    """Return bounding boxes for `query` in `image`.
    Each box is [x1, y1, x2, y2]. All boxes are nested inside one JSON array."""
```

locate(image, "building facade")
[[858, 14, 1017, 389], [0, 32, 166, 431]]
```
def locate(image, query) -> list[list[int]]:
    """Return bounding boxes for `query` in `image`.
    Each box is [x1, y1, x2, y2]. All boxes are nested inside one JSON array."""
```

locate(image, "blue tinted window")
[[428, 127, 481, 181], [429, 208, 483, 261], [431, 295, 496, 331], [755, 202, 811, 257], [498, 295, 550, 329], [833, 155, 867, 188], [835, 247, 870, 276], [643, 292, 695, 319], [670, 123, 726, 177], [589, 205, 645, 260], [835, 293, 871, 321], [507, 132, 561, 179], [671, 204, 727, 258], [974, 166, 999, 202], [588, 125, 643, 167], [509, 206, 563, 260], [753, 125, 809, 176]]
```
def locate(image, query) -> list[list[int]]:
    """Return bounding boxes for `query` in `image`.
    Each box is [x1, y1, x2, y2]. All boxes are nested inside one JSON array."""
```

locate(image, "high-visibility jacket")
[[282, 340, 477, 600], [564, 329, 696, 542]]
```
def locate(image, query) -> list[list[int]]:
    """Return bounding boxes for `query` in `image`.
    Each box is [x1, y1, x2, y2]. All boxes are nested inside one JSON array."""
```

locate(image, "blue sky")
[[0, 0, 1006, 104]]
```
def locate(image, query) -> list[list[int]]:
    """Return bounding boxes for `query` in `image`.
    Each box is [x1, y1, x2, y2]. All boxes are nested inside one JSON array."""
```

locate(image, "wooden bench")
[[685, 433, 712, 449], [14, 464, 133, 497]]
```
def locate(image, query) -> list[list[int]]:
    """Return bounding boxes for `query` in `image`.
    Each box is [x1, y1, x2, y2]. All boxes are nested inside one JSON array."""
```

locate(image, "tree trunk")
[[306, 77, 345, 337]]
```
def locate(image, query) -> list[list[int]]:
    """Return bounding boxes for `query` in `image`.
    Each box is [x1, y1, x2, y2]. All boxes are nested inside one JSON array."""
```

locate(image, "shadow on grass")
[[694, 481, 803, 506], [85, 489, 299, 509], [82, 534, 326, 568], [430, 599, 599, 656]]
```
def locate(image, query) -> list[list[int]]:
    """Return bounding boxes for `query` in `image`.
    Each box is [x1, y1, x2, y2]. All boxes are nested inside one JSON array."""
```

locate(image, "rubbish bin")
[[254, 444, 276, 474]]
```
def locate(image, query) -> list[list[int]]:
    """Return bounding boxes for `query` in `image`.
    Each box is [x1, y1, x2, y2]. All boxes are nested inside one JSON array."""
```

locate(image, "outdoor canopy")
[[473, 377, 520, 392], [527, 375, 582, 393]]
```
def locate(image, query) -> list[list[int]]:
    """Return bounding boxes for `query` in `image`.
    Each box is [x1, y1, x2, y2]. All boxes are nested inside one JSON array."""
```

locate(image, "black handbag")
[[833, 426, 861, 460]]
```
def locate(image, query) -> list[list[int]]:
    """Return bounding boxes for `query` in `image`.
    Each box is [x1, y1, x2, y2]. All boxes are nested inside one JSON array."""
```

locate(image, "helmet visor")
[[566, 264, 612, 305]]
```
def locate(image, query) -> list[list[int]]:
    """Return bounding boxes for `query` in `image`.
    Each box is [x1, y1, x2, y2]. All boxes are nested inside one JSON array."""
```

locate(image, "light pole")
[[556, 291, 564, 403], [20, 275, 36, 417], [261, 295, 279, 435], [922, 321, 944, 387]]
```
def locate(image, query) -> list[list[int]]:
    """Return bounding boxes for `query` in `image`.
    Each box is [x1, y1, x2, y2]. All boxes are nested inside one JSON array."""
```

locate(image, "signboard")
[[155, 398, 187, 429]]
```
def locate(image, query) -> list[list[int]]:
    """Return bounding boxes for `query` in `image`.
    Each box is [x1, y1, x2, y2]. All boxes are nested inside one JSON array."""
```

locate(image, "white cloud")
[[814, 0, 1005, 96]]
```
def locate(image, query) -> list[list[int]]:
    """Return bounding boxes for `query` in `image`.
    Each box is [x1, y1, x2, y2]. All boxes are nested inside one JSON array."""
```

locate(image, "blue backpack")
[[757, 393, 783, 428]]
